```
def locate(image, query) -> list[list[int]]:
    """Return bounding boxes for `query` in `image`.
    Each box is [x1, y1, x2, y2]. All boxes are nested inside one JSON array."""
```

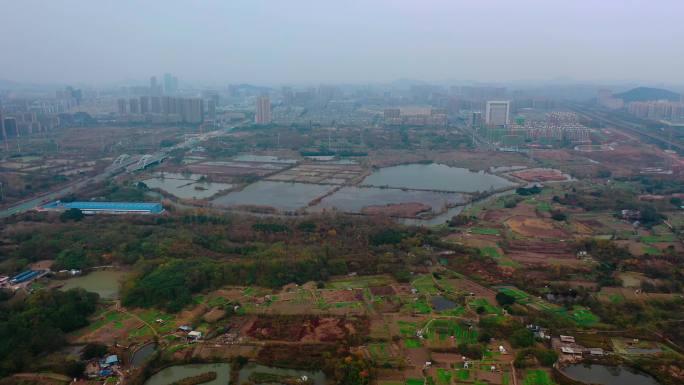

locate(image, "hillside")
[[615, 87, 681, 102]]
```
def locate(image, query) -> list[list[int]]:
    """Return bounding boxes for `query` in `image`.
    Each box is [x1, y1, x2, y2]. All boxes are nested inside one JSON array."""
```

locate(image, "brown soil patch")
[[203, 308, 227, 323], [246, 315, 367, 343], [361, 202, 432, 218], [442, 277, 497, 304], [370, 286, 396, 296], [321, 289, 364, 302], [506, 216, 567, 238], [511, 168, 568, 182]]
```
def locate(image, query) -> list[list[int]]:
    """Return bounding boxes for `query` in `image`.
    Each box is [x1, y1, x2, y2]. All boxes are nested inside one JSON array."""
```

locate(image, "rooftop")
[[42, 201, 163, 213]]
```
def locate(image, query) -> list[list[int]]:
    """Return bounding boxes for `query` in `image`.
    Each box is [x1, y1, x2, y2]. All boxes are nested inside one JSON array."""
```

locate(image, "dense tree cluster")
[[0, 289, 98, 376]]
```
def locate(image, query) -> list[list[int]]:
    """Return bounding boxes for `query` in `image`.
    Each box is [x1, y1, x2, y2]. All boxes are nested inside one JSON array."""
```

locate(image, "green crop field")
[[641, 234, 675, 243], [404, 298, 432, 314], [436, 369, 452, 385], [398, 321, 418, 336], [406, 378, 424, 385], [404, 338, 422, 348], [498, 287, 531, 304], [469, 298, 503, 315], [456, 369, 470, 381], [522, 370, 555, 385], [470, 227, 500, 236], [426, 319, 478, 344], [412, 275, 439, 294], [328, 275, 392, 289]]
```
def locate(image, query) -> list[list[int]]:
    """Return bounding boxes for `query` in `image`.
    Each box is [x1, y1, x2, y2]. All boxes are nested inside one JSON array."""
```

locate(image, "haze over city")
[[1, 0, 683, 85], [1, 2, 684, 385]]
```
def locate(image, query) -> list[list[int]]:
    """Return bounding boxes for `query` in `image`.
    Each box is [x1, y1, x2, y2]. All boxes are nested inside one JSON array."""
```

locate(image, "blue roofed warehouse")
[[40, 201, 163, 214]]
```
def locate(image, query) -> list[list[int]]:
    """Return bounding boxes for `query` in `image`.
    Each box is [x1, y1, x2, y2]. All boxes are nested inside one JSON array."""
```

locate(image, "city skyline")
[[1, 0, 683, 86]]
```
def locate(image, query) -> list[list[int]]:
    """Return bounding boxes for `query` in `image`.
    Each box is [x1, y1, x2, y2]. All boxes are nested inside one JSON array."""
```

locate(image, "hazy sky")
[[1, 0, 682, 86]]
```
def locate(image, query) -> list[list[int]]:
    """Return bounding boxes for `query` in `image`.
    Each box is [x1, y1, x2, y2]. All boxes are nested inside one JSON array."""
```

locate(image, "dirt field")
[[510, 168, 570, 182], [506, 216, 568, 238], [361, 202, 432, 218], [245, 315, 367, 343]]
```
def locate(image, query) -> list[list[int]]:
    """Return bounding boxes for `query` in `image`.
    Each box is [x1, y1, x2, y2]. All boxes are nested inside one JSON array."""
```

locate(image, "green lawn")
[[405, 338, 422, 348], [406, 378, 424, 385]]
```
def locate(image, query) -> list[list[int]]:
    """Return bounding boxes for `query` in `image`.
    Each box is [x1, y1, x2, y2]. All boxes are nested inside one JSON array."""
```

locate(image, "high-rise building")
[[0, 111, 7, 149], [207, 99, 217, 121], [485, 101, 510, 126], [117, 98, 127, 115], [140, 96, 149, 114], [151, 96, 161, 113], [282, 86, 294, 105], [150, 76, 162, 96], [129, 98, 140, 114], [164, 73, 178, 94], [255, 95, 271, 124], [470, 111, 482, 127]]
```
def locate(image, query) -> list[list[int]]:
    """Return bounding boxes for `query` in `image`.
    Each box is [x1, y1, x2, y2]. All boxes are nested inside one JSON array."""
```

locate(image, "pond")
[[238, 363, 326, 385], [143, 173, 233, 200], [362, 163, 515, 193], [130, 342, 157, 368], [562, 364, 660, 385], [431, 296, 458, 311], [60, 270, 128, 300], [145, 363, 231, 385], [212, 181, 335, 212], [309, 186, 466, 215]]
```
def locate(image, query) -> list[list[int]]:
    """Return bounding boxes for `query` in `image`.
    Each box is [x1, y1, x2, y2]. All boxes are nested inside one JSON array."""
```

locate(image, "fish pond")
[[362, 163, 515, 193], [60, 270, 128, 300], [212, 181, 335, 212], [561, 364, 659, 385]]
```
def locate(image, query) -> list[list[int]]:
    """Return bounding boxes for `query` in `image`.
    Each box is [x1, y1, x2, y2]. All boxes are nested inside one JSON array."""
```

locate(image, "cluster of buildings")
[[627, 100, 684, 121], [117, 95, 204, 124], [0, 269, 48, 290], [507, 112, 590, 143], [383, 107, 447, 126]]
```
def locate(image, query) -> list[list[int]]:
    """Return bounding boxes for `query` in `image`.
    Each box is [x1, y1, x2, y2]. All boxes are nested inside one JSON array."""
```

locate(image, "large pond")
[[309, 186, 466, 215], [60, 270, 127, 300], [562, 364, 660, 385], [212, 181, 335, 212], [238, 363, 326, 385], [362, 163, 515, 193], [145, 363, 231, 385], [143, 173, 233, 200]]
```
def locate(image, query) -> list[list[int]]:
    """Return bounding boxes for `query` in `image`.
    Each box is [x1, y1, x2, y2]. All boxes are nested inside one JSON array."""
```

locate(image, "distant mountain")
[[615, 87, 681, 102]]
